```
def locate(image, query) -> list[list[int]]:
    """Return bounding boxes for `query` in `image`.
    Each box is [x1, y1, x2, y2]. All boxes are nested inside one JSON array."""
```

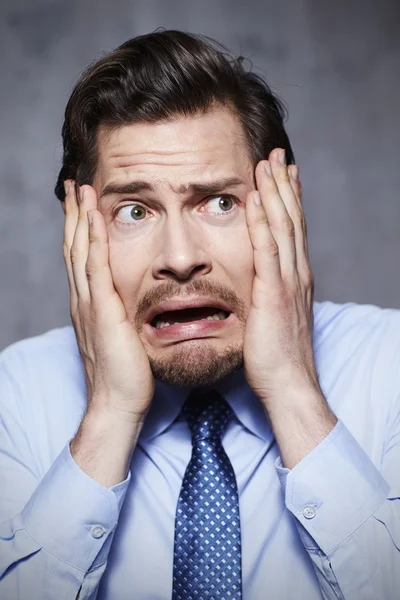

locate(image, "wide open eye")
[[205, 195, 236, 214], [116, 204, 147, 223]]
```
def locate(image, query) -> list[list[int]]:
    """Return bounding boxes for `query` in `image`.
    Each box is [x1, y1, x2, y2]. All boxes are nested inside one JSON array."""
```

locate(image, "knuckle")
[[291, 210, 307, 237], [69, 306, 78, 325], [266, 238, 279, 256], [85, 261, 95, 281], [280, 217, 295, 237], [62, 242, 70, 261], [70, 249, 79, 266], [299, 263, 314, 287], [298, 187, 303, 203], [303, 268, 314, 288], [255, 213, 269, 225], [291, 205, 303, 224], [299, 213, 307, 232]]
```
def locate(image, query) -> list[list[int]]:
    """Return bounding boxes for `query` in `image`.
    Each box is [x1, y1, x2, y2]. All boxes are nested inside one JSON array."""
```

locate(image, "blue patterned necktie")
[[172, 390, 242, 599]]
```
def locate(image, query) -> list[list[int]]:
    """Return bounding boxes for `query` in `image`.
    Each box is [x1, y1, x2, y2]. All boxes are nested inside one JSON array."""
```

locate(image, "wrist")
[[260, 384, 337, 469], [264, 386, 336, 424], [86, 400, 149, 428], [87, 388, 152, 424], [70, 406, 144, 488], [258, 370, 323, 412]]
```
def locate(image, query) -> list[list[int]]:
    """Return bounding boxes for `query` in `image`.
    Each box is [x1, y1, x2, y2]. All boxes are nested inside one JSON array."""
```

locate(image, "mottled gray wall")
[[1, 0, 399, 350]]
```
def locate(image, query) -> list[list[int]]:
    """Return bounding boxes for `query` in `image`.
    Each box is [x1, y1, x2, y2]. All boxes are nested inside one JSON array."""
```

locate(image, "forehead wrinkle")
[[110, 153, 217, 169], [110, 147, 203, 158]]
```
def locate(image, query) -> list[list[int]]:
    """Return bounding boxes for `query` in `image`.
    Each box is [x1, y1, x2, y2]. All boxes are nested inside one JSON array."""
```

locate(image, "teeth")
[[155, 311, 227, 330], [206, 311, 227, 321], [156, 321, 171, 329]]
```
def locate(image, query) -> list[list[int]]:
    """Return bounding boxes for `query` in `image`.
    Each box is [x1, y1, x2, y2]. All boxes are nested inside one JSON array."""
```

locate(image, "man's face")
[[93, 106, 256, 386]]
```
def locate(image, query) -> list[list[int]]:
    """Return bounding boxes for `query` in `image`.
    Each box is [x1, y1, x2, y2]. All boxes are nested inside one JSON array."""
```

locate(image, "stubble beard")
[[148, 338, 244, 386], [133, 278, 248, 386]]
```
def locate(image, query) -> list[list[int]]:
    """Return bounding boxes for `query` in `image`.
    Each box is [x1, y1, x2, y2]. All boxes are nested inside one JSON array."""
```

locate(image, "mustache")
[[134, 278, 247, 327]]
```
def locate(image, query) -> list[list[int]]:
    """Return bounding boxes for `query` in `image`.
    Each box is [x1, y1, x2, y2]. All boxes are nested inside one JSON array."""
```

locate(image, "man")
[[0, 30, 399, 600]]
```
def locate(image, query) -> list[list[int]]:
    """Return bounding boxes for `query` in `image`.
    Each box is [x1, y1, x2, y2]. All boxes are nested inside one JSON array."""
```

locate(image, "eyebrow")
[[99, 177, 245, 199]]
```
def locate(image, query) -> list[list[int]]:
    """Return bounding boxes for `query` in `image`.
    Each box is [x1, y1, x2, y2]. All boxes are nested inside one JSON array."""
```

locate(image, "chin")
[[148, 340, 243, 387]]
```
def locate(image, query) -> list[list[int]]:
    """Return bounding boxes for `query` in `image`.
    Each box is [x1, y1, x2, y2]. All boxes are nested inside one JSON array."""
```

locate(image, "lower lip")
[[145, 314, 233, 342]]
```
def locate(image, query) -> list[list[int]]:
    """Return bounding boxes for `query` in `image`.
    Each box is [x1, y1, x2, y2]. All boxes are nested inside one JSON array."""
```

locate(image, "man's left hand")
[[243, 149, 337, 467], [243, 148, 317, 402]]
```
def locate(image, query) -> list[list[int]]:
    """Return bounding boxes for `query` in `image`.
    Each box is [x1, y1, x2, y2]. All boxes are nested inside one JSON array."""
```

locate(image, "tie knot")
[[183, 391, 232, 442]]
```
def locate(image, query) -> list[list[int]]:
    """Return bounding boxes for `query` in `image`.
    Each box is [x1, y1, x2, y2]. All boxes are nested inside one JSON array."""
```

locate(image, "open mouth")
[[150, 307, 230, 330]]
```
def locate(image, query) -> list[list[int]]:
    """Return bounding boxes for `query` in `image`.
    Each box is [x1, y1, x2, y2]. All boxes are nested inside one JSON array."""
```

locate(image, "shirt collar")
[[139, 367, 273, 443]]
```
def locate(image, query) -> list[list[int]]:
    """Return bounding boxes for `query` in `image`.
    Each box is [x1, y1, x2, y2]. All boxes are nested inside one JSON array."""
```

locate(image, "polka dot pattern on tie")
[[172, 391, 242, 599]]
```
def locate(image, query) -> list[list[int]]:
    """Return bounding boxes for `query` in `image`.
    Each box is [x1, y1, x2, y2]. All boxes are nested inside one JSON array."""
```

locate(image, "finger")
[[287, 163, 312, 276], [86, 209, 126, 323], [269, 150, 301, 229], [70, 184, 97, 304], [62, 180, 79, 311], [288, 164, 307, 245], [245, 190, 282, 307], [288, 165, 302, 207], [255, 159, 296, 279], [269, 151, 312, 287]]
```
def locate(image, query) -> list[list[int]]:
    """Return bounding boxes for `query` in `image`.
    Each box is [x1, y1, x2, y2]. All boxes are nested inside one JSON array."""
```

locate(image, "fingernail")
[[279, 150, 286, 166], [254, 191, 261, 206], [63, 180, 71, 195], [264, 161, 272, 176], [291, 165, 299, 180]]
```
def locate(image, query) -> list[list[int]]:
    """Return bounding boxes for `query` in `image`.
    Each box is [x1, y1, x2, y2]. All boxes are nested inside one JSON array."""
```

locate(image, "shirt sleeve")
[[276, 418, 400, 600], [0, 357, 131, 600]]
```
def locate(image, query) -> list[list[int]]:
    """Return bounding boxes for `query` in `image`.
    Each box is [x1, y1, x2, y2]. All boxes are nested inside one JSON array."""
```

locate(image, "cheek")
[[215, 224, 255, 293], [235, 227, 254, 269], [108, 240, 144, 301]]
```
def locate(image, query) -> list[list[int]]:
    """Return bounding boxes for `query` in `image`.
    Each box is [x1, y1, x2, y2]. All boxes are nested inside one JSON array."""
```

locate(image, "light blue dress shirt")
[[0, 301, 400, 599]]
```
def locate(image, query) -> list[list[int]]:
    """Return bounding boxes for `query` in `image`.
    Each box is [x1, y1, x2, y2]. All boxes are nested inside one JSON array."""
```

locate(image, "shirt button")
[[90, 525, 106, 539], [302, 505, 316, 519]]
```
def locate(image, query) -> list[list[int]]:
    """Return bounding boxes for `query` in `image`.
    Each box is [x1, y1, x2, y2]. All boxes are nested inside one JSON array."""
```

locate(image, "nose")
[[152, 213, 212, 282]]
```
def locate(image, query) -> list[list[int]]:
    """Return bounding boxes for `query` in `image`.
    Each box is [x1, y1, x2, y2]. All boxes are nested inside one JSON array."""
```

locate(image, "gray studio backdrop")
[[1, 0, 399, 350]]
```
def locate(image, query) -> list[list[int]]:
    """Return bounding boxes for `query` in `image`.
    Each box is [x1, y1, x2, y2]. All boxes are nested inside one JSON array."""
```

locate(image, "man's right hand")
[[62, 181, 155, 486]]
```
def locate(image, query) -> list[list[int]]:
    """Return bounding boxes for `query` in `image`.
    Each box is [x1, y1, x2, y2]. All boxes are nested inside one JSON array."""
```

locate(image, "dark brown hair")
[[54, 30, 294, 201]]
